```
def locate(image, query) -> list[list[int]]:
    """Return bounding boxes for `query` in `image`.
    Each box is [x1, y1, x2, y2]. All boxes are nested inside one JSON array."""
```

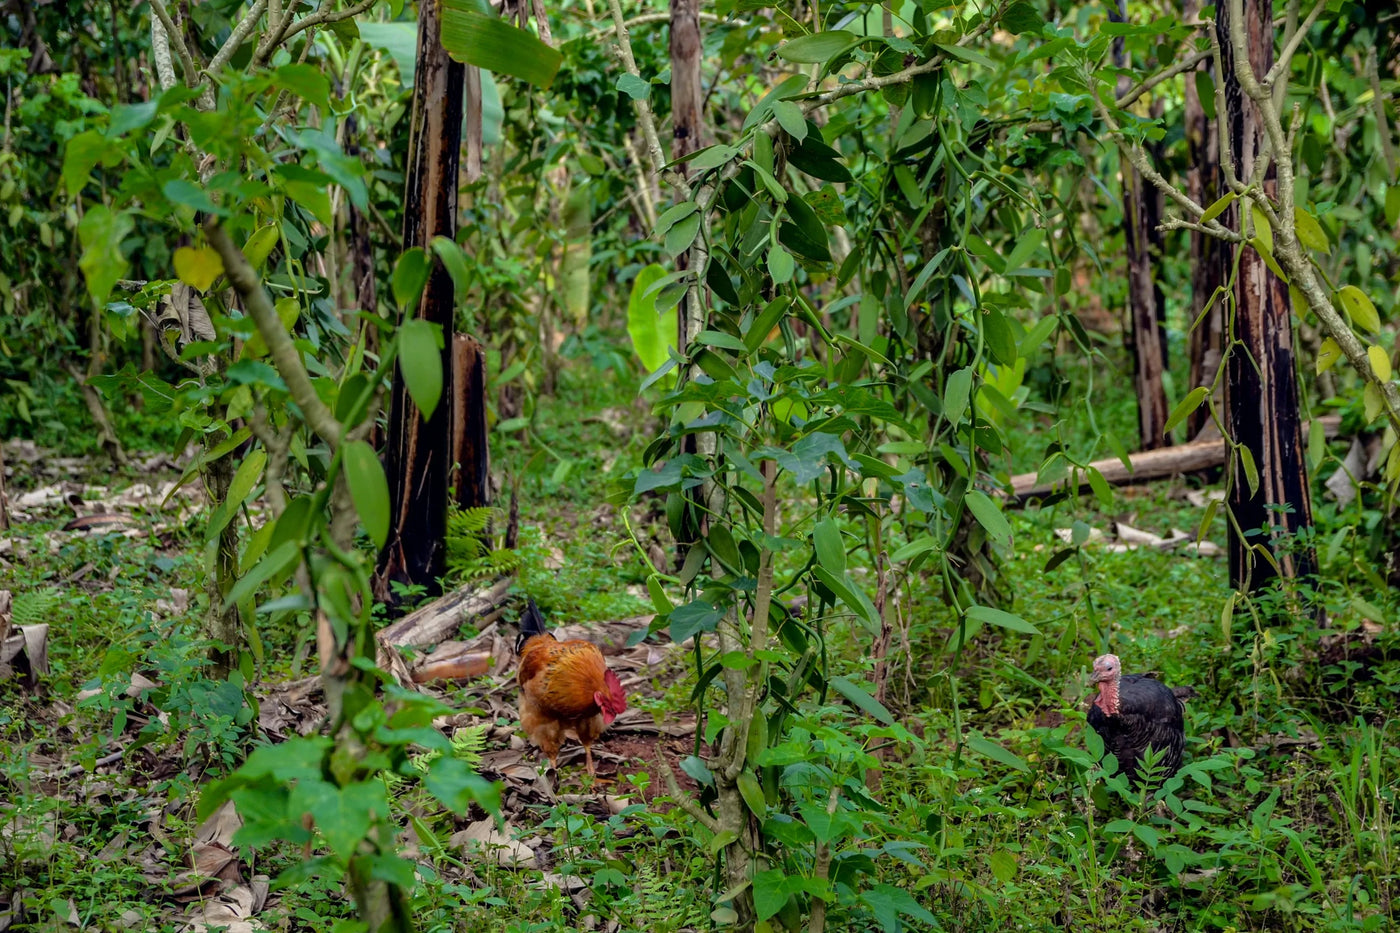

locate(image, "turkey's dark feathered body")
[[1088, 674, 1185, 785]]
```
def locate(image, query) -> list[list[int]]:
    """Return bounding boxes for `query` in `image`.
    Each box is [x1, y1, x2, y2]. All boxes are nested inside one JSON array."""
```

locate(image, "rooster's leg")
[[584, 745, 595, 776]]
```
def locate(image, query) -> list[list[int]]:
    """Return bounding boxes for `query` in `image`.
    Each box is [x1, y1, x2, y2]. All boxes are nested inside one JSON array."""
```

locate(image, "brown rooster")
[[515, 598, 628, 775]]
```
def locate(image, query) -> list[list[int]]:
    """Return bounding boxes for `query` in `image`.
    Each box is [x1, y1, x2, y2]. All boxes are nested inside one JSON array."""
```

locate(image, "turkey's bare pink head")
[[1090, 653, 1122, 715]]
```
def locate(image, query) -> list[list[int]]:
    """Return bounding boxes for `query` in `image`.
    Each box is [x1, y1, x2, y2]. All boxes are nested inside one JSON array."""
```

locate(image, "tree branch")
[[205, 221, 344, 446], [605, 0, 692, 199], [207, 0, 269, 81], [148, 0, 200, 88]]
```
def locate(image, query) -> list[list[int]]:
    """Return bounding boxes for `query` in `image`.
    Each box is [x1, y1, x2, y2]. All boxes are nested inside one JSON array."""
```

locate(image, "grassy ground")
[[0, 340, 1396, 932]]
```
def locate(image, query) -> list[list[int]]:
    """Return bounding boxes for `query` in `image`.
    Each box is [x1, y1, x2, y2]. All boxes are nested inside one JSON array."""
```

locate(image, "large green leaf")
[[627, 264, 678, 382], [776, 31, 859, 64], [398, 319, 444, 420], [964, 489, 1012, 547], [343, 440, 391, 550], [77, 205, 133, 308], [440, 0, 562, 88]]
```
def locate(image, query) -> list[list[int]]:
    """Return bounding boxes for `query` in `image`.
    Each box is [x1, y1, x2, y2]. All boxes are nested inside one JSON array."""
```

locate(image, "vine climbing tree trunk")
[[1217, 0, 1317, 595], [375, 0, 466, 605]]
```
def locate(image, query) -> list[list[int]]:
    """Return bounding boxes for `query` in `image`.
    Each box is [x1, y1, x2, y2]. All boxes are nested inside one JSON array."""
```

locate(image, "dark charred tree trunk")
[[1112, 0, 1169, 449], [375, 0, 465, 605], [449, 335, 491, 509], [1217, 0, 1318, 595], [1185, 0, 1226, 439]]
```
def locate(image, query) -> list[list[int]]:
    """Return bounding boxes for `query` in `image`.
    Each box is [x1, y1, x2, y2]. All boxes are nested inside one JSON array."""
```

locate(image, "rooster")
[[1087, 653, 1192, 787], [515, 598, 628, 776]]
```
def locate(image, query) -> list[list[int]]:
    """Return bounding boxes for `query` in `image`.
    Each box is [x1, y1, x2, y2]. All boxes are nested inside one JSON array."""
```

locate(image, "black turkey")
[[1087, 653, 1191, 786]]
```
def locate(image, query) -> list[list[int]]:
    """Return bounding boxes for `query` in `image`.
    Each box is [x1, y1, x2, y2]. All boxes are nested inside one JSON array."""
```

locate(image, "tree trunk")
[[375, 0, 465, 605], [449, 335, 491, 510], [1217, 0, 1318, 594], [670, 0, 704, 567], [1184, 0, 1226, 438], [1112, 1, 1169, 449]]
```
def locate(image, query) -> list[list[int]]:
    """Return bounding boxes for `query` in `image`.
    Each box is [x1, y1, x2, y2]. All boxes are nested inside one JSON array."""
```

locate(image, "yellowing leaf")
[[174, 245, 225, 292], [1338, 285, 1382, 333], [1364, 383, 1382, 423], [1316, 338, 1341, 374], [1368, 344, 1393, 383], [1293, 207, 1328, 252]]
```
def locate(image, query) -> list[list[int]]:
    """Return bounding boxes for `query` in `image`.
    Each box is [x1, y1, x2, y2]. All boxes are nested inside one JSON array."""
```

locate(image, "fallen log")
[[1008, 415, 1341, 502], [375, 576, 513, 675]]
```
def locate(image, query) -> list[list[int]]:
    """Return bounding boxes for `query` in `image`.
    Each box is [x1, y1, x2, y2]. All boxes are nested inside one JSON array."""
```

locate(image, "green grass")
[[1, 336, 1397, 932]]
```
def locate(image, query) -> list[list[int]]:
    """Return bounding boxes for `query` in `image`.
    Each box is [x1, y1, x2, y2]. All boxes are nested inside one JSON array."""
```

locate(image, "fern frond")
[[12, 589, 61, 627]]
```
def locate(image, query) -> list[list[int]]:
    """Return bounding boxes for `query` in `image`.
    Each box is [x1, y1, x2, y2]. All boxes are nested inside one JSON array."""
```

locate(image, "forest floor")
[[1, 351, 1397, 933]]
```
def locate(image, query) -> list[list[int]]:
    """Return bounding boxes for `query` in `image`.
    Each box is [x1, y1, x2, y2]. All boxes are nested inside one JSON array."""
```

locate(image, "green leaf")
[[811, 567, 880, 634], [966, 733, 1029, 772], [1200, 191, 1235, 224], [62, 130, 111, 197], [767, 245, 795, 284], [812, 518, 845, 576], [274, 62, 330, 111], [828, 675, 894, 725], [440, 0, 562, 87], [392, 248, 430, 310], [1314, 336, 1341, 373], [242, 225, 280, 271], [1165, 386, 1209, 434], [737, 771, 767, 816], [208, 450, 267, 541], [983, 307, 1018, 365], [773, 100, 807, 141], [965, 605, 1040, 636], [1293, 208, 1328, 252], [943, 367, 973, 424], [963, 490, 1012, 547], [108, 99, 160, 137], [1195, 70, 1216, 119], [745, 296, 791, 353], [224, 540, 301, 609], [616, 73, 651, 100], [1338, 285, 1382, 333], [424, 756, 501, 817], [163, 178, 222, 215], [1251, 205, 1273, 251], [753, 869, 790, 922], [1000, 0, 1044, 34], [626, 264, 678, 380], [343, 440, 390, 550], [934, 43, 996, 69], [398, 319, 444, 420], [77, 206, 133, 308], [430, 236, 471, 302], [783, 192, 831, 261], [776, 31, 859, 64], [1238, 445, 1259, 497]]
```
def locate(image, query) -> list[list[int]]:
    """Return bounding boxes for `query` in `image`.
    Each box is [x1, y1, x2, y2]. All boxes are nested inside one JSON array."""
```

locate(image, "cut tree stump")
[[1007, 416, 1340, 502]]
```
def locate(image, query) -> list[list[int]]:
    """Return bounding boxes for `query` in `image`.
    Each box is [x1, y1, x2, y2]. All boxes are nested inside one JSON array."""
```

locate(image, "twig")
[[207, 0, 269, 80], [584, 11, 740, 39], [205, 221, 344, 446], [655, 745, 721, 832], [806, 783, 842, 933], [722, 458, 777, 783], [148, 7, 179, 92], [605, 0, 692, 199], [148, 0, 201, 87]]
